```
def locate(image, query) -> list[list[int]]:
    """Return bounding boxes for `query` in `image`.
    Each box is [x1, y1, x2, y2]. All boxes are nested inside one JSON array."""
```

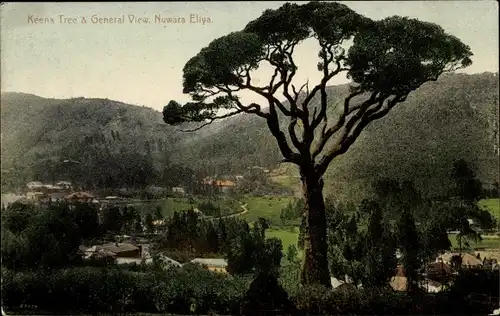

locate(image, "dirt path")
[[205, 203, 248, 220]]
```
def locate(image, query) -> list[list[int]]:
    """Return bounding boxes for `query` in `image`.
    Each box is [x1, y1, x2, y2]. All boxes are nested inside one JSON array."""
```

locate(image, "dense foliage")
[[2, 265, 498, 315]]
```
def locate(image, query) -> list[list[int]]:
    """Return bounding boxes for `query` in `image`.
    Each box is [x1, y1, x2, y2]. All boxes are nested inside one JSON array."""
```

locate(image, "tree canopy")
[[164, 1, 472, 175]]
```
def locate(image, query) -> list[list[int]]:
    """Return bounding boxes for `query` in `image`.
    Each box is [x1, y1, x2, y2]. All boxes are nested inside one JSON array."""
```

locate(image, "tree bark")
[[299, 167, 331, 287]]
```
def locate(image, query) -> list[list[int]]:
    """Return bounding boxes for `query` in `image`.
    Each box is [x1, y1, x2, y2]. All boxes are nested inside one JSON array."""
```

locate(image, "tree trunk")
[[299, 168, 331, 287]]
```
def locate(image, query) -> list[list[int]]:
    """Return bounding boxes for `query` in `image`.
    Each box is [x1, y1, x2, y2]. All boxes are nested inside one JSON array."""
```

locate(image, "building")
[[390, 265, 408, 292], [440, 252, 484, 268], [47, 192, 67, 202], [172, 187, 186, 195], [26, 181, 44, 190], [190, 258, 228, 273], [426, 261, 456, 281], [64, 192, 95, 203], [43, 184, 64, 191], [390, 265, 446, 293], [152, 219, 166, 226], [26, 191, 47, 201], [56, 181, 72, 190], [156, 254, 183, 269], [83, 242, 142, 261], [420, 279, 444, 293]]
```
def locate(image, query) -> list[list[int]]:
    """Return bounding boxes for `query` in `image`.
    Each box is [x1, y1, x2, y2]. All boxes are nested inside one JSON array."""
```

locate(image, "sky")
[[1, 1, 498, 111]]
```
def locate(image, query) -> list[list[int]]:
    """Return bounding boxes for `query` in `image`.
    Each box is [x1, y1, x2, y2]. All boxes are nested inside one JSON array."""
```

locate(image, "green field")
[[478, 198, 500, 219], [240, 196, 297, 224], [264, 229, 500, 258], [138, 197, 243, 218], [266, 227, 300, 251], [448, 233, 500, 250]]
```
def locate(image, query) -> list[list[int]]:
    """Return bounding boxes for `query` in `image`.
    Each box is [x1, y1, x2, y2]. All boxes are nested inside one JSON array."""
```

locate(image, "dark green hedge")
[[1, 266, 249, 315], [2, 266, 498, 315]]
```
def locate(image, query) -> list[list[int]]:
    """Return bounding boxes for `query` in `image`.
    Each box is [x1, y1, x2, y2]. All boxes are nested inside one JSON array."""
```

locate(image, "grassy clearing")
[[448, 233, 500, 250], [478, 198, 500, 219], [160, 198, 194, 217], [240, 196, 297, 224], [266, 227, 299, 251], [265, 227, 304, 259]]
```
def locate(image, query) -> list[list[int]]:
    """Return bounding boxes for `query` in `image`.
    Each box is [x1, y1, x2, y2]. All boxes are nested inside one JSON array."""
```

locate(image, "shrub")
[[1, 266, 250, 315]]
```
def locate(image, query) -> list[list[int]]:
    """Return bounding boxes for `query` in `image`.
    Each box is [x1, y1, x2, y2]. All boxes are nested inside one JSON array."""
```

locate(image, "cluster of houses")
[[170, 177, 239, 196], [330, 251, 499, 293], [80, 238, 228, 273]]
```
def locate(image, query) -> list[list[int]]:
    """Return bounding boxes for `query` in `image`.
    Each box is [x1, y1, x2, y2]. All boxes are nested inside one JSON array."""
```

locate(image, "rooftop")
[[190, 258, 228, 267], [65, 192, 95, 199]]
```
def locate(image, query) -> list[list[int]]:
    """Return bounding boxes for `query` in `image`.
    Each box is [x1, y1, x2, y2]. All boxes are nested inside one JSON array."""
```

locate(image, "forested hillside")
[[1, 72, 498, 199]]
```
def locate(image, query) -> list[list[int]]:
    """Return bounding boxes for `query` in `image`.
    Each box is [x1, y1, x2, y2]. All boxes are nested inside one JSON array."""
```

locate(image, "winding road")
[[205, 203, 249, 220]]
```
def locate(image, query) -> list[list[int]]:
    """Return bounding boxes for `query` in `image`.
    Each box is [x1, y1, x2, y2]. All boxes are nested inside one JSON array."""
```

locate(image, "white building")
[[26, 181, 44, 190], [172, 187, 186, 195]]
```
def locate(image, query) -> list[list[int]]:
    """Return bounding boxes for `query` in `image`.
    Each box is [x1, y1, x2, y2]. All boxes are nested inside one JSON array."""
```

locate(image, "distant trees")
[[198, 201, 221, 217], [227, 218, 283, 276], [396, 209, 420, 292], [280, 199, 305, 225], [362, 200, 398, 288], [157, 210, 282, 275], [444, 160, 495, 254], [326, 160, 492, 289], [1, 202, 102, 270]]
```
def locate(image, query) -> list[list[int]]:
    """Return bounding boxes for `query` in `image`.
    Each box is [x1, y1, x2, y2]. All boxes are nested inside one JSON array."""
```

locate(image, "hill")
[[178, 72, 499, 201], [1, 72, 498, 200]]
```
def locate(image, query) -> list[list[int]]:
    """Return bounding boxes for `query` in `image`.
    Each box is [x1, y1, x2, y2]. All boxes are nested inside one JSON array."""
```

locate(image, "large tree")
[[163, 2, 472, 286]]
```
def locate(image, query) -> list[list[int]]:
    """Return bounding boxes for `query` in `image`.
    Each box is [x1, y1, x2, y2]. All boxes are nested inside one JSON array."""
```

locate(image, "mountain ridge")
[[1, 72, 498, 201]]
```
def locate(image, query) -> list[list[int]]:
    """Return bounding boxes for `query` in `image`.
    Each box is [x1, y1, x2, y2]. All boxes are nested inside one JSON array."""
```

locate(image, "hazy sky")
[[1, 1, 498, 111]]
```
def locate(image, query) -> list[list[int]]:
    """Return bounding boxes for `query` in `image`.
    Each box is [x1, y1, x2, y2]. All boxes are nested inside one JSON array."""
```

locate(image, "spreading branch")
[[179, 110, 244, 132], [267, 103, 300, 164], [316, 94, 407, 175], [311, 89, 367, 159]]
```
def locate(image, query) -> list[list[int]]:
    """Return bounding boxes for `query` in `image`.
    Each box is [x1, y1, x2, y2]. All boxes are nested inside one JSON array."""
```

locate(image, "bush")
[[1, 266, 250, 315]]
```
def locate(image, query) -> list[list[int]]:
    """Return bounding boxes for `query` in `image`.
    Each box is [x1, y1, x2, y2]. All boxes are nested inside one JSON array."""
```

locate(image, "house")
[[172, 187, 186, 195], [64, 192, 95, 203], [426, 261, 456, 281], [56, 181, 72, 190], [390, 265, 446, 293], [84, 242, 141, 260], [26, 181, 44, 190], [26, 191, 47, 201], [44, 184, 64, 191], [48, 192, 67, 202], [440, 252, 483, 268], [330, 276, 359, 289], [212, 180, 236, 194], [152, 219, 166, 226], [330, 277, 345, 289], [156, 254, 183, 269], [461, 253, 484, 267], [420, 279, 444, 293], [116, 253, 183, 268], [390, 265, 408, 292], [189, 258, 228, 273]]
